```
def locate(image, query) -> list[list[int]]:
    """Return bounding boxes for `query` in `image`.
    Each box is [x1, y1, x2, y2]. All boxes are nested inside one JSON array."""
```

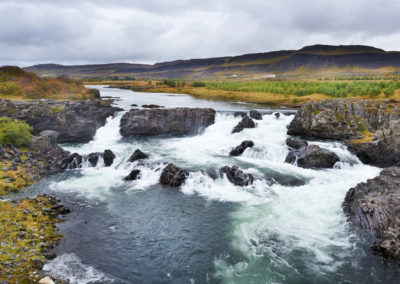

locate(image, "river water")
[[26, 86, 400, 283]]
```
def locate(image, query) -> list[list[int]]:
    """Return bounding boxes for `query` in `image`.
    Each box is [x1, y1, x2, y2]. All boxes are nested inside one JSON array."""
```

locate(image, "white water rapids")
[[37, 86, 397, 284]]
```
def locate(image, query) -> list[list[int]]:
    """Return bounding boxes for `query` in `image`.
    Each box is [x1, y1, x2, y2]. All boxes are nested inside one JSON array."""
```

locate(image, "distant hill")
[[24, 45, 400, 79], [0, 66, 97, 99]]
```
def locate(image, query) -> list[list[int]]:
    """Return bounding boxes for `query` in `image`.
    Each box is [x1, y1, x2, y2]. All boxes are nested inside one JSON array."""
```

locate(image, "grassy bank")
[[94, 79, 400, 107]]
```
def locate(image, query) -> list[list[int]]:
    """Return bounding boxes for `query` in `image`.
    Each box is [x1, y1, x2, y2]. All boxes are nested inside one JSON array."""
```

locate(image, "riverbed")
[[25, 86, 400, 283]]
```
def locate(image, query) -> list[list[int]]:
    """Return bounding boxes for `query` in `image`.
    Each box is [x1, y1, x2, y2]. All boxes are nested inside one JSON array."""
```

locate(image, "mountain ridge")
[[23, 45, 400, 79]]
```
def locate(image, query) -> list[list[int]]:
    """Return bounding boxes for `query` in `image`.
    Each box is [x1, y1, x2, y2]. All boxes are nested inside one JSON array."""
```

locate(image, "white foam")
[[43, 253, 112, 284]]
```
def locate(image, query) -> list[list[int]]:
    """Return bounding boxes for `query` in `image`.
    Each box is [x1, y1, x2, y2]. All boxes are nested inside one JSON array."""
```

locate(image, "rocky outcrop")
[[229, 140, 254, 156], [287, 99, 400, 167], [220, 166, 254, 186], [343, 167, 400, 260], [103, 149, 116, 167], [287, 99, 399, 140], [285, 145, 340, 169], [120, 108, 216, 137], [0, 99, 121, 143], [286, 137, 308, 149], [128, 149, 149, 162], [249, 110, 262, 120], [232, 116, 256, 133], [160, 163, 189, 187], [60, 153, 82, 170], [124, 169, 141, 181]]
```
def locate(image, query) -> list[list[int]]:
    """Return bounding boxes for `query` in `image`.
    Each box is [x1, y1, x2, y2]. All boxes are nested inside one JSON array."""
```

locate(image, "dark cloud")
[[0, 0, 399, 66]]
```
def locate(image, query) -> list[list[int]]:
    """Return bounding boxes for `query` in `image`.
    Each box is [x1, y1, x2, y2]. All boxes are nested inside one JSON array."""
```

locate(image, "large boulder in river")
[[232, 116, 255, 133], [286, 137, 308, 149], [128, 149, 149, 162], [229, 140, 254, 156], [285, 145, 339, 169], [160, 163, 189, 187], [103, 150, 116, 166], [120, 108, 216, 137], [124, 169, 141, 181], [60, 153, 83, 170], [343, 167, 400, 260], [249, 110, 262, 120], [0, 99, 121, 143], [220, 166, 254, 186]]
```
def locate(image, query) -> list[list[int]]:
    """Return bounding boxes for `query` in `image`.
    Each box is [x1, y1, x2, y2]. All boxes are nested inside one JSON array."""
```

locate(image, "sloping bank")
[[0, 99, 121, 283], [287, 98, 400, 260]]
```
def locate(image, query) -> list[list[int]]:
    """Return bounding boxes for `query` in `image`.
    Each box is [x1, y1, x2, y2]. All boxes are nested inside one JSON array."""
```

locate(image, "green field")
[[204, 80, 400, 98]]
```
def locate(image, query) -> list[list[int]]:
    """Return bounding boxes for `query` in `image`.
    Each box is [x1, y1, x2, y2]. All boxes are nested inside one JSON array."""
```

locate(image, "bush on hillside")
[[0, 117, 32, 146]]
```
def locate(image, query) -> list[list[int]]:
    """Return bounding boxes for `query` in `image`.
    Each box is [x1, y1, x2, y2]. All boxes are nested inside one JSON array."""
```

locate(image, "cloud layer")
[[1, 0, 399, 66]]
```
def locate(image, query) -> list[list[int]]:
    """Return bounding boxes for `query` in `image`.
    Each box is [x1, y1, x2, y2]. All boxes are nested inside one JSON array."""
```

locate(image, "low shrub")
[[0, 117, 32, 146]]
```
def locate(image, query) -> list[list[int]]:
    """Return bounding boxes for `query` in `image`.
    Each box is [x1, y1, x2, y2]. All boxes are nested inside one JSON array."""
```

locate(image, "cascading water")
[[25, 86, 400, 283]]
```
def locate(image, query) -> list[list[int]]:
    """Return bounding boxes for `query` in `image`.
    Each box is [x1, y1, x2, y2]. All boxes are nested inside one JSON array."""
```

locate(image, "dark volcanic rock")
[[142, 104, 163, 109], [285, 145, 340, 168], [286, 137, 308, 149], [0, 99, 121, 143], [103, 149, 116, 167], [275, 112, 280, 119], [232, 116, 256, 134], [287, 99, 399, 140], [124, 169, 141, 181], [220, 166, 254, 186], [120, 108, 216, 137], [229, 140, 254, 156], [286, 99, 400, 167], [160, 163, 189, 187], [249, 110, 262, 120], [29, 135, 70, 175], [60, 153, 83, 170], [87, 152, 102, 166], [343, 167, 400, 260], [128, 149, 149, 162]]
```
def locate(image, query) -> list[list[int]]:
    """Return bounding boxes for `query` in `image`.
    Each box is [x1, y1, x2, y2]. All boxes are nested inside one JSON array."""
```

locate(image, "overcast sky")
[[1, 0, 400, 66]]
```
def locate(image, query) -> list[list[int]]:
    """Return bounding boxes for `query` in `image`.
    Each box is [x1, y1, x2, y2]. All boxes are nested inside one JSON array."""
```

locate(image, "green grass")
[[204, 80, 400, 98]]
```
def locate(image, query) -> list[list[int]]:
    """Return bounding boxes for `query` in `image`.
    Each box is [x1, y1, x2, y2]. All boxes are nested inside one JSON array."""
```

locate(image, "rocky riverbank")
[[287, 98, 400, 261], [0, 98, 121, 143]]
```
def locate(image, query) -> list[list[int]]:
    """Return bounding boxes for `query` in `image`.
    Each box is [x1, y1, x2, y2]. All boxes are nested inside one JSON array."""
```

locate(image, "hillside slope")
[[24, 45, 400, 79], [0, 66, 98, 100]]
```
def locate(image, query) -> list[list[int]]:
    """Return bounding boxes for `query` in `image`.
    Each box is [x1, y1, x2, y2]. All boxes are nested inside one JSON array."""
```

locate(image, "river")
[[25, 86, 400, 283]]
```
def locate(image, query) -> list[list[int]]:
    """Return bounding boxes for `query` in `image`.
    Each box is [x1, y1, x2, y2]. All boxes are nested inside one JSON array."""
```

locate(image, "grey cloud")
[[0, 0, 399, 66]]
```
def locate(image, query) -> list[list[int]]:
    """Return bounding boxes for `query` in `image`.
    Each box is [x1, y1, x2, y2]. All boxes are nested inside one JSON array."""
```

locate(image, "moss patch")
[[0, 196, 64, 283]]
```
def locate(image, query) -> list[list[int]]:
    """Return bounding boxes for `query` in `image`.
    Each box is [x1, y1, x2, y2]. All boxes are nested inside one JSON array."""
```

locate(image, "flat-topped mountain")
[[24, 45, 400, 79]]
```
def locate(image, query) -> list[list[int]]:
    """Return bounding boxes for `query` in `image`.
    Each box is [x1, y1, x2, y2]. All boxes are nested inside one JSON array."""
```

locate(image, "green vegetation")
[[205, 80, 400, 98], [0, 117, 32, 146], [191, 81, 206, 87], [156, 79, 186, 88]]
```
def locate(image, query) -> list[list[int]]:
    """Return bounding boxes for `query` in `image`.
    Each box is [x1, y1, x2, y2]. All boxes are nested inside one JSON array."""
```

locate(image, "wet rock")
[[124, 169, 141, 181], [220, 166, 254, 186], [120, 108, 216, 137], [343, 167, 400, 260], [232, 115, 256, 133], [285, 145, 340, 168], [60, 153, 83, 170], [249, 110, 262, 120], [142, 104, 163, 108], [275, 112, 280, 119], [160, 163, 189, 187], [103, 149, 116, 167], [128, 149, 149, 163], [87, 152, 102, 166], [286, 137, 308, 149], [229, 140, 254, 156]]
